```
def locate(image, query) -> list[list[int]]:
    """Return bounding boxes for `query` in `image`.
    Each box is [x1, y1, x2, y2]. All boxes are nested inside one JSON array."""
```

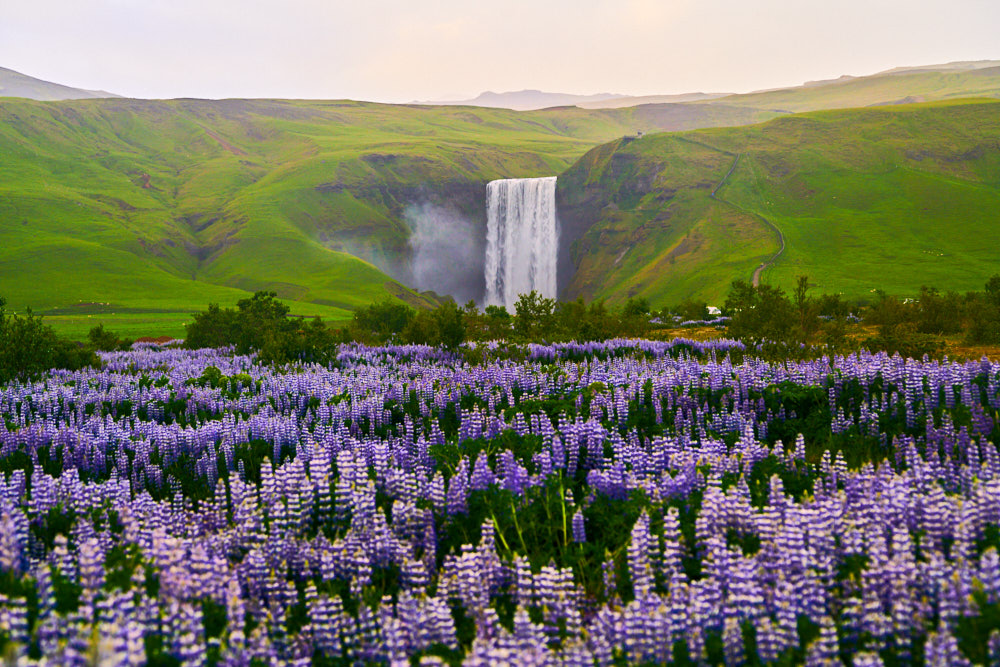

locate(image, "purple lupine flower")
[[571, 509, 586, 543]]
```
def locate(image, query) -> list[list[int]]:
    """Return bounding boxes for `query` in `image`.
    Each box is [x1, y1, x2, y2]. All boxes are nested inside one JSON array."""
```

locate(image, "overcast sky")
[[2, 0, 998, 102]]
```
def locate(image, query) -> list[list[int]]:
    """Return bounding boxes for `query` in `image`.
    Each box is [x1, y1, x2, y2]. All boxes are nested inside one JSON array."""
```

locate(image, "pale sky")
[[1, 0, 998, 102]]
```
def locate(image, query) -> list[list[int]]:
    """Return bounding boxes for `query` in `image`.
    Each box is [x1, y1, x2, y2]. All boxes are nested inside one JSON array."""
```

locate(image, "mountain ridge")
[[0, 66, 119, 101]]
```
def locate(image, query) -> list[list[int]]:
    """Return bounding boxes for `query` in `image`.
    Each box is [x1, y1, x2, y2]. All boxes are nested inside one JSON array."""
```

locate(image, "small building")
[[707, 306, 722, 316]]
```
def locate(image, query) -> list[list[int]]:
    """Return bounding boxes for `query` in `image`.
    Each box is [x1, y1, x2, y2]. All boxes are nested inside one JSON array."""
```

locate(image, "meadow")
[[0, 337, 998, 664]]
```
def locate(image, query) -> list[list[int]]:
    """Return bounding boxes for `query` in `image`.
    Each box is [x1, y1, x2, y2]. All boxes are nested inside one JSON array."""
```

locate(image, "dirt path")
[[710, 153, 741, 198], [709, 153, 785, 286], [751, 217, 785, 286]]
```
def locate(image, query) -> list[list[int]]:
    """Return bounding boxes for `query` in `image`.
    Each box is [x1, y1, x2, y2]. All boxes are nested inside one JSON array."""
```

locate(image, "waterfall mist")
[[404, 202, 484, 304], [484, 177, 558, 310]]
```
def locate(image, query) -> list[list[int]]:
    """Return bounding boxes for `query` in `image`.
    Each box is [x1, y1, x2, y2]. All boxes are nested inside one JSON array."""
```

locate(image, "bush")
[[350, 299, 414, 343], [184, 303, 239, 349], [482, 304, 512, 340], [185, 292, 338, 364], [966, 274, 1000, 345], [724, 280, 797, 346], [433, 300, 465, 350], [674, 299, 709, 323], [88, 323, 131, 351], [0, 297, 98, 384]]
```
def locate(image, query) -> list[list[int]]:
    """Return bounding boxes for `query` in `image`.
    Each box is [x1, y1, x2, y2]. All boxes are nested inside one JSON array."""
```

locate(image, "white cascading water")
[[484, 177, 558, 310]]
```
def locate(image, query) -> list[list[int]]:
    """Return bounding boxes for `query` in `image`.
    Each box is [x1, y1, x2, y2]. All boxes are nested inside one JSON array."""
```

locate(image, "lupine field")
[[1, 338, 1000, 666]]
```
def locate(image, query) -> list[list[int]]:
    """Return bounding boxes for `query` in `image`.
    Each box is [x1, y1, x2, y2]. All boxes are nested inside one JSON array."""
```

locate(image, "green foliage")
[[674, 299, 709, 322], [967, 274, 1000, 345], [184, 303, 239, 350], [401, 310, 439, 346], [0, 296, 98, 384], [433, 300, 466, 350], [87, 323, 131, 351], [185, 292, 339, 364], [724, 280, 797, 346], [350, 299, 414, 343], [913, 286, 965, 335], [514, 291, 556, 340]]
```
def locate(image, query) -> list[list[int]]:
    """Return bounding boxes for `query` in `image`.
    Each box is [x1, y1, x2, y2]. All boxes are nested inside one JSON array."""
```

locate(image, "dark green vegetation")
[[722, 274, 1000, 360], [559, 99, 1000, 306], [183, 291, 341, 364], [0, 296, 99, 384]]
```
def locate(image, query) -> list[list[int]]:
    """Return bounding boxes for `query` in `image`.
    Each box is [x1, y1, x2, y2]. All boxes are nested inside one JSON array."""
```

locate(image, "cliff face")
[[555, 136, 695, 302]]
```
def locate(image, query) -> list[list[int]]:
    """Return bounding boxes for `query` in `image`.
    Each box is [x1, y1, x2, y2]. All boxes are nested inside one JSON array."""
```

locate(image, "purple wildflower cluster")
[[0, 340, 997, 664]]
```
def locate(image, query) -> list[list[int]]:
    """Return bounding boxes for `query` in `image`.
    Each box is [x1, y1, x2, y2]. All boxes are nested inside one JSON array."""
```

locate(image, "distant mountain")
[[706, 61, 1000, 112], [418, 60, 1000, 113], [420, 90, 626, 111], [0, 67, 119, 101], [875, 59, 1000, 76], [577, 92, 731, 109]]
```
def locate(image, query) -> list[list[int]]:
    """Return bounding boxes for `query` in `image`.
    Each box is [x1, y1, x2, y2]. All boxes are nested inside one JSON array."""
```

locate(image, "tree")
[[233, 291, 292, 354], [88, 323, 129, 351], [433, 300, 465, 350], [351, 299, 414, 343], [513, 291, 556, 341], [401, 310, 436, 345], [724, 280, 796, 346], [0, 297, 97, 384], [185, 303, 239, 349], [621, 297, 651, 337], [986, 274, 1000, 307], [675, 299, 709, 322], [483, 305, 512, 340]]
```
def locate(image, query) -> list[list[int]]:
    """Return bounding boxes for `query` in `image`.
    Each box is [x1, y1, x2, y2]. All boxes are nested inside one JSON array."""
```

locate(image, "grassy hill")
[[706, 63, 1000, 113], [1, 97, 777, 337], [557, 99, 1000, 307], [4, 63, 1000, 337]]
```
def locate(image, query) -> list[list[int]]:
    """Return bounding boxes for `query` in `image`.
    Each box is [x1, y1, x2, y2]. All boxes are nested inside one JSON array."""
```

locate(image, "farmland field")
[[1, 340, 999, 664]]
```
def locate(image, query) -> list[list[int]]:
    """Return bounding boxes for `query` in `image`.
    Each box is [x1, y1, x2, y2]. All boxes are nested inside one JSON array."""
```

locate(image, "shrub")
[[185, 292, 338, 364], [351, 299, 414, 343], [513, 291, 556, 340], [0, 297, 98, 383], [87, 323, 131, 351], [724, 280, 797, 346]]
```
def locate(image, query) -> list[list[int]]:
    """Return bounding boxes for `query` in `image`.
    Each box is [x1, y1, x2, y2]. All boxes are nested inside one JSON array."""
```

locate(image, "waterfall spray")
[[484, 177, 558, 310]]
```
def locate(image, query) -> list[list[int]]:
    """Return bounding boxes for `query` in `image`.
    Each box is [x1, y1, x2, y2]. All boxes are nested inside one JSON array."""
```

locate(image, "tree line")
[[2, 273, 998, 381]]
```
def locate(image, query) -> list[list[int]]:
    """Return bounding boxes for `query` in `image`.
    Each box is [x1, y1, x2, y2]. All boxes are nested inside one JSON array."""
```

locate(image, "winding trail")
[[751, 219, 785, 286], [708, 153, 786, 286]]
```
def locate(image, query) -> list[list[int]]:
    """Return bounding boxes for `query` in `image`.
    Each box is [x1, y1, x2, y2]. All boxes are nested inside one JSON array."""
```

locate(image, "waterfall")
[[484, 176, 558, 310]]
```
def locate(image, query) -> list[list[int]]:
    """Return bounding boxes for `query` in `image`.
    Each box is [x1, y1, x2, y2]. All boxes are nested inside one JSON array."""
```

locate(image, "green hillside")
[[4, 70, 1000, 337], [557, 99, 1000, 307], [1, 97, 771, 337]]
